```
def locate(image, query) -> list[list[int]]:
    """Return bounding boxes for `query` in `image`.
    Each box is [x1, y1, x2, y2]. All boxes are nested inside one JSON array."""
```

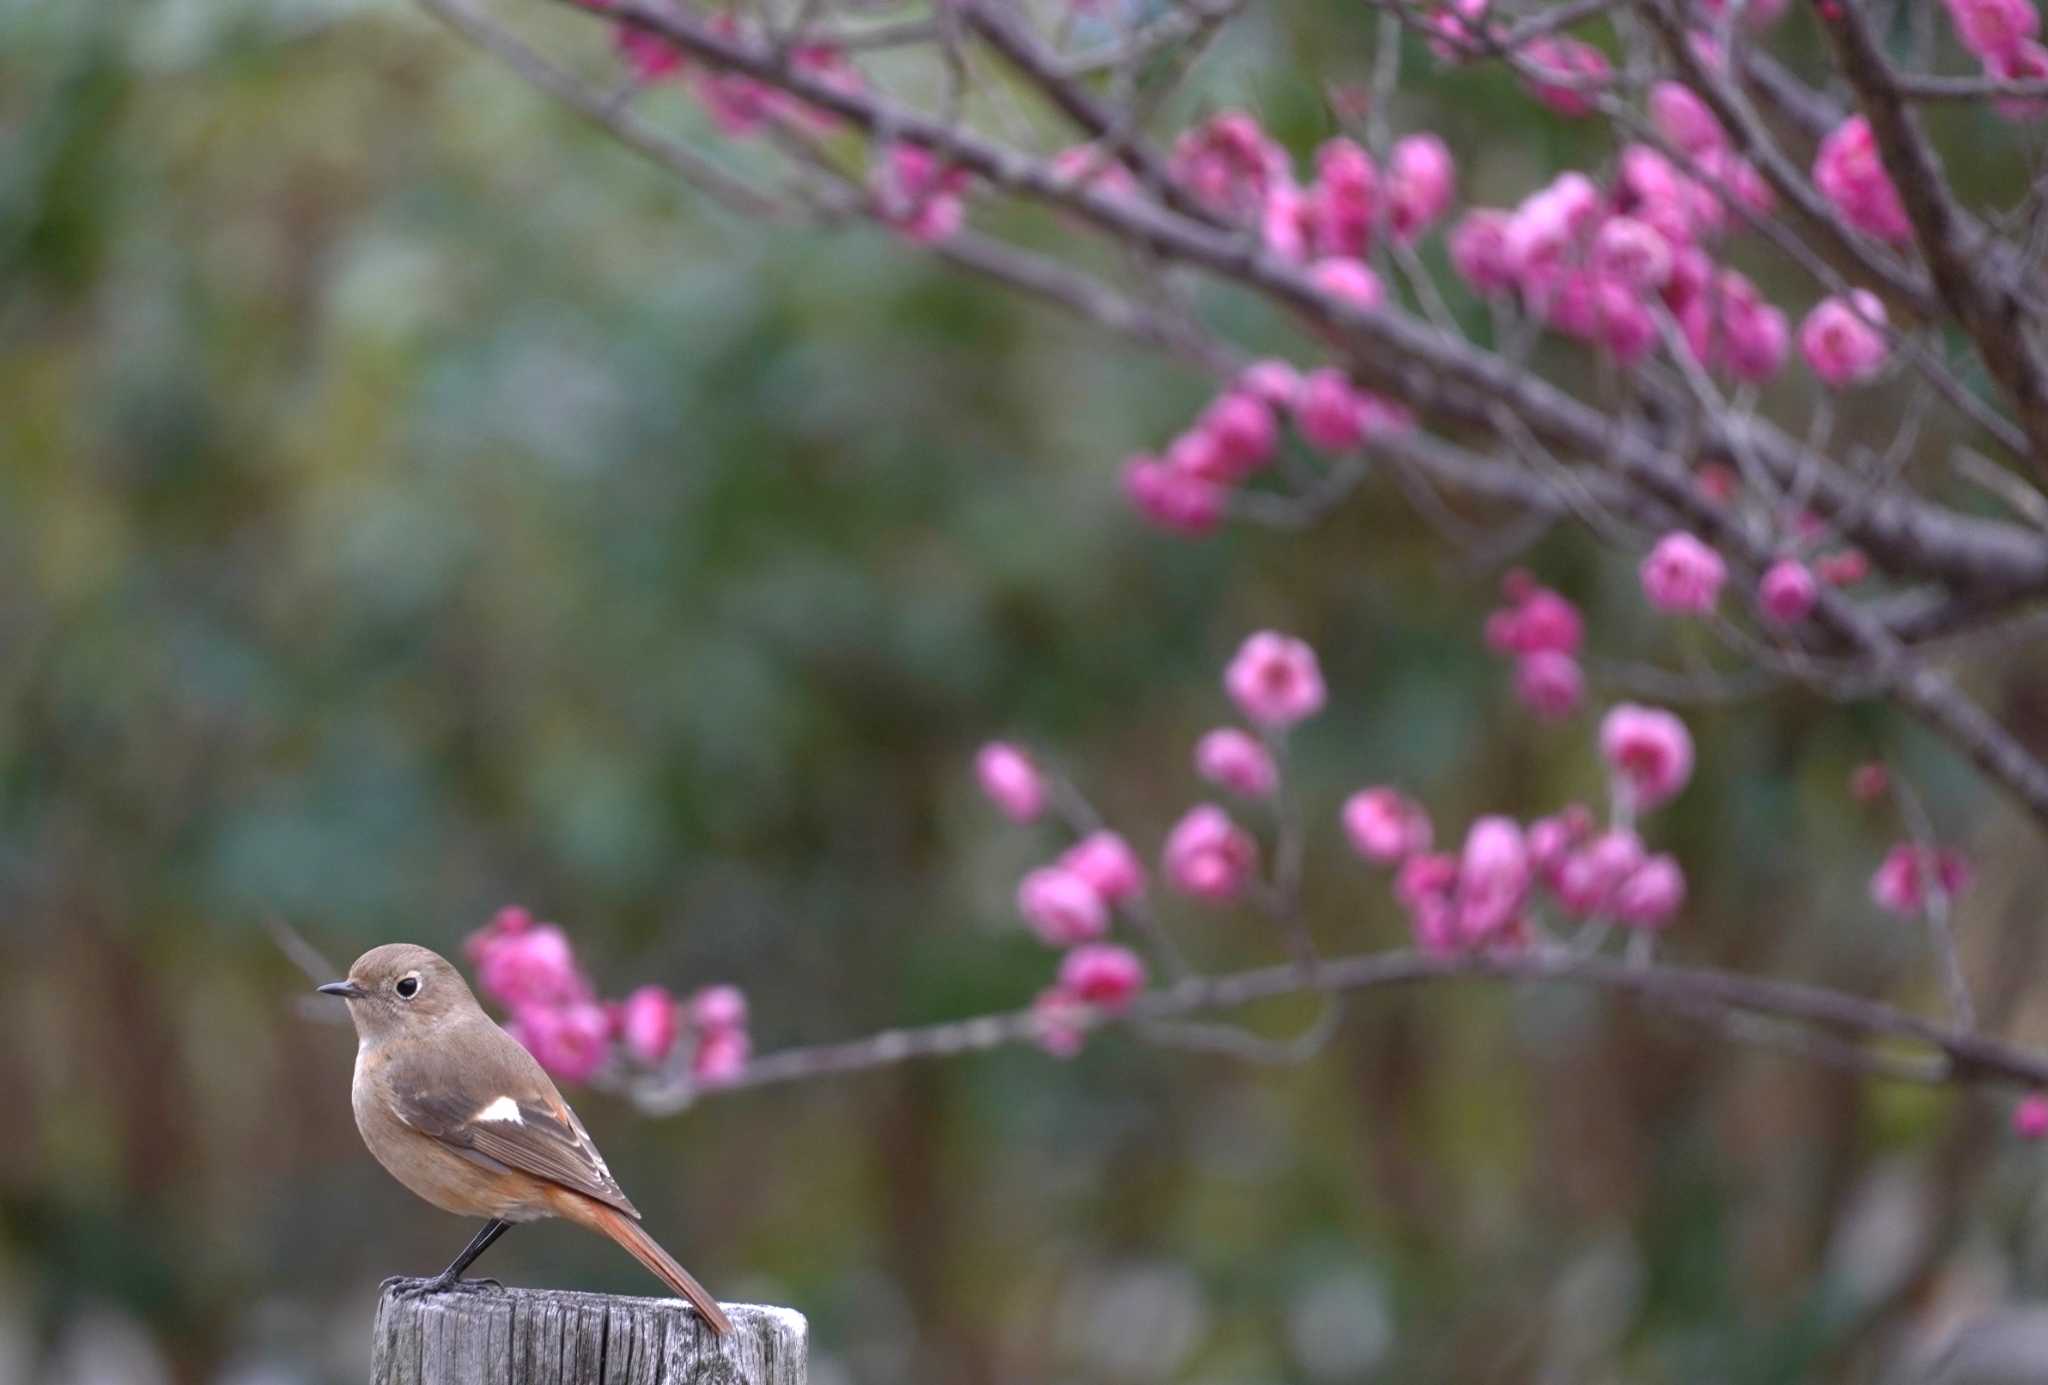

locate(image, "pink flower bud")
[[1519, 36, 1612, 117], [1426, 0, 1492, 60], [1613, 854, 1686, 927], [1759, 558, 1818, 624], [691, 1025, 750, 1084], [1800, 290, 1890, 387], [1640, 531, 1727, 615], [1031, 986, 1089, 1058], [1991, 40, 2048, 121], [1600, 703, 1696, 811], [1485, 583, 1585, 656], [1200, 392, 1279, 477], [1592, 216, 1673, 290], [465, 904, 535, 962], [1817, 549, 1871, 587], [1870, 843, 1973, 916], [510, 1001, 613, 1083], [1554, 828, 1647, 917], [1060, 831, 1147, 904], [1849, 762, 1890, 803], [1448, 209, 1514, 296], [615, 25, 687, 81], [1388, 134, 1456, 242], [2016, 1093, 2048, 1139], [1456, 815, 1529, 943], [620, 984, 680, 1065], [1238, 359, 1303, 409], [691, 983, 749, 1033], [1224, 630, 1326, 728], [1303, 139, 1379, 259], [876, 142, 970, 243], [1395, 850, 1459, 909], [1123, 456, 1227, 537], [1814, 116, 1913, 243], [1343, 787, 1434, 865], [1308, 257, 1386, 311], [1163, 803, 1259, 902], [976, 741, 1046, 822], [1514, 651, 1585, 720], [1648, 82, 1728, 156], [1058, 943, 1148, 1010], [1293, 368, 1367, 453], [1526, 807, 1592, 884], [1943, 0, 2040, 62], [1017, 866, 1110, 946], [1195, 727, 1279, 798]]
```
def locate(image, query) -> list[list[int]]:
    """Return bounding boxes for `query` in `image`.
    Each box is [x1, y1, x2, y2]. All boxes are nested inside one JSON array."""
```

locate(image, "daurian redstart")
[[320, 943, 732, 1335]]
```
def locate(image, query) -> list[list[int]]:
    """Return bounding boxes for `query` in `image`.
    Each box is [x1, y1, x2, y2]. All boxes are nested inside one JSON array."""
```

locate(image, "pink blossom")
[[1649, 82, 1728, 156], [1342, 787, 1434, 865], [2016, 1093, 2048, 1139], [1031, 986, 1090, 1058], [476, 923, 592, 1010], [1224, 630, 1326, 728], [1426, 0, 1492, 60], [691, 984, 749, 1033], [1800, 290, 1890, 387], [1238, 359, 1303, 409], [876, 142, 969, 243], [1515, 651, 1585, 720], [1527, 807, 1592, 885], [1520, 36, 1612, 117], [1302, 139, 1379, 259], [1387, 134, 1456, 241], [1759, 558, 1818, 625], [1049, 145, 1141, 200], [1456, 815, 1530, 943], [1553, 828, 1647, 917], [787, 44, 864, 133], [1613, 854, 1686, 927], [1679, 271, 1788, 380], [1195, 727, 1278, 798], [1485, 578, 1585, 656], [1640, 531, 1728, 615], [465, 904, 535, 962], [1172, 111, 1293, 221], [1943, 0, 2040, 61], [619, 985, 681, 1065], [1817, 549, 1871, 587], [694, 17, 783, 135], [691, 1025, 751, 1084], [1593, 277, 1659, 364], [1600, 703, 1696, 811], [1124, 455, 1227, 536], [1450, 209, 1517, 294], [1060, 831, 1147, 905], [1294, 367, 1367, 453], [1396, 851, 1458, 909], [1200, 392, 1279, 476], [1991, 40, 2048, 121], [1058, 943, 1148, 1010], [1017, 866, 1110, 946], [510, 1001, 613, 1083], [1163, 803, 1259, 901], [976, 741, 1046, 822], [1308, 257, 1385, 311], [1616, 145, 1720, 248], [1870, 843, 1973, 916], [615, 25, 686, 82], [1592, 216, 1674, 290], [1815, 116, 1914, 243]]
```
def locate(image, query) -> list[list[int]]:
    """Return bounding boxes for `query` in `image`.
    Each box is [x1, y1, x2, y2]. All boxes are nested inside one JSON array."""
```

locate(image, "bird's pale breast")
[[351, 1043, 557, 1222]]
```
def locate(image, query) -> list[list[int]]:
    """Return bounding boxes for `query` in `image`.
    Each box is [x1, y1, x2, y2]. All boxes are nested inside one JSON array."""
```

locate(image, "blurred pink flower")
[[1032, 986, 1090, 1058], [1163, 804, 1259, 901], [976, 741, 1046, 822], [1061, 831, 1147, 905], [1648, 82, 1728, 156], [1196, 727, 1279, 798], [1387, 134, 1456, 241], [1870, 843, 1973, 916], [1613, 853, 1686, 927], [691, 983, 749, 1034], [615, 25, 686, 81], [511, 1001, 612, 1084], [1124, 455, 1227, 536], [1172, 110, 1293, 221], [1759, 558, 1818, 625], [1514, 651, 1585, 720], [1520, 36, 1612, 117], [1601, 704, 1696, 811], [1943, 0, 2040, 61], [1456, 815, 1529, 943], [876, 142, 970, 243], [1553, 828, 1647, 917], [1238, 359, 1303, 409], [1294, 367, 1369, 453], [2016, 1093, 2048, 1139], [1058, 943, 1148, 1010], [1815, 116, 1913, 243], [619, 984, 680, 1065], [1302, 138, 1378, 259], [477, 923, 591, 1010], [1224, 631, 1326, 728], [1018, 866, 1110, 946], [1800, 290, 1889, 387], [692, 1025, 751, 1084], [1641, 531, 1727, 615], [1343, 787, 1434, 865], [1200, 392, 1279, 477], [1450, 208, 1517, 294], [1308, 256, 1385, 311]]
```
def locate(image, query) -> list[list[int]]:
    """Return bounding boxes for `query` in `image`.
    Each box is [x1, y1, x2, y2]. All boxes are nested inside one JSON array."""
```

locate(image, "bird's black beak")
[[318, 980, 367, 999]]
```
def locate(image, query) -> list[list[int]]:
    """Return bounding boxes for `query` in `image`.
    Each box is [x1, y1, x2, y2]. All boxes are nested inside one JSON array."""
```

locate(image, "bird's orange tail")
[[551, 1190, 734, 1337]]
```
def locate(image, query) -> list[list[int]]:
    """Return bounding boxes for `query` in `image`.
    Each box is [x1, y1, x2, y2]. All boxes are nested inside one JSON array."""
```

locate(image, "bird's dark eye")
[[395, 974, 421, 999]]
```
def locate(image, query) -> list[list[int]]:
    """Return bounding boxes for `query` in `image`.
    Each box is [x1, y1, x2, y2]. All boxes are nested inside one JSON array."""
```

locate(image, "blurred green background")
[[8, 1, 2048, 1381]]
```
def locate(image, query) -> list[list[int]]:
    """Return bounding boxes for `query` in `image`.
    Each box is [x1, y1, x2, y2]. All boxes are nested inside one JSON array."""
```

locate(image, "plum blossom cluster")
[[1345, 703, 1693, 954], [464, 907, 752, 1086], [1483, 570, 1586, 721]]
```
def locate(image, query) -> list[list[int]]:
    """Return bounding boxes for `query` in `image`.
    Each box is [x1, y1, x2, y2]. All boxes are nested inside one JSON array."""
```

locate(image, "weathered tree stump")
[[370, 1285, 806, 1385]]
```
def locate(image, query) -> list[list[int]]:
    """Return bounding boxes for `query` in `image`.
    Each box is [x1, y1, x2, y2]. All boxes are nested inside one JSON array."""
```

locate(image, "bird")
[[319, 942, 732, 1336]]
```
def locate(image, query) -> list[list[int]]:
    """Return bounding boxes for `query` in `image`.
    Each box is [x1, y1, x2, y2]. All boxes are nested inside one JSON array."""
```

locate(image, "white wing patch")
[[476, 1095, 524, 1124]]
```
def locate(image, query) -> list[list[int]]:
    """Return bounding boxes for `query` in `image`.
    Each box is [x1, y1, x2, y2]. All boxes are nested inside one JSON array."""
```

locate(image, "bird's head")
[[319, 943, 479, 1043]]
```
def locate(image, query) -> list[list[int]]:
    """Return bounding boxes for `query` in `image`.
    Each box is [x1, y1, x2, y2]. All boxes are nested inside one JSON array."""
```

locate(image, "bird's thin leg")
[[389, 1219, 512, 1297]]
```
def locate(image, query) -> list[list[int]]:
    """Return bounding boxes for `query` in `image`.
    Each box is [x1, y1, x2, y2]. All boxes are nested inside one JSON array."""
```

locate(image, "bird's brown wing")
[[381, 1021, 641, 1219]]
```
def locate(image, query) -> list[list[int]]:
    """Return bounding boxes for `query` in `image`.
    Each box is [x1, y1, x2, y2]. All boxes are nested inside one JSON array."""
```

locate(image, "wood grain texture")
[[370, 1285, 805, 1385]]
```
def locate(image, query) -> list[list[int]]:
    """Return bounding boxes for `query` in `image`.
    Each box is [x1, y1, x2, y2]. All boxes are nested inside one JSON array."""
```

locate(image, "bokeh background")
[[8, 1, 2048, 1381]]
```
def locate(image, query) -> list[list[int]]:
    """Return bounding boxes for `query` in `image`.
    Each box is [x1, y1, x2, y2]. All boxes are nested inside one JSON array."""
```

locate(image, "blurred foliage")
[[8, 1, 2048, 1382]]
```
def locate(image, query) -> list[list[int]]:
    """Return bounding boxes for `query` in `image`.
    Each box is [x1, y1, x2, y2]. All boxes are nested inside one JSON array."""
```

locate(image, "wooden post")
[[370, 1285, 806, 1385]]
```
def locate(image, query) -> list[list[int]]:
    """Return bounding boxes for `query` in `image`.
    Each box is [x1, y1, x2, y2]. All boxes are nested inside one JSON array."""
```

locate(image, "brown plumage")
[[322, 943, 732, 1336]]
